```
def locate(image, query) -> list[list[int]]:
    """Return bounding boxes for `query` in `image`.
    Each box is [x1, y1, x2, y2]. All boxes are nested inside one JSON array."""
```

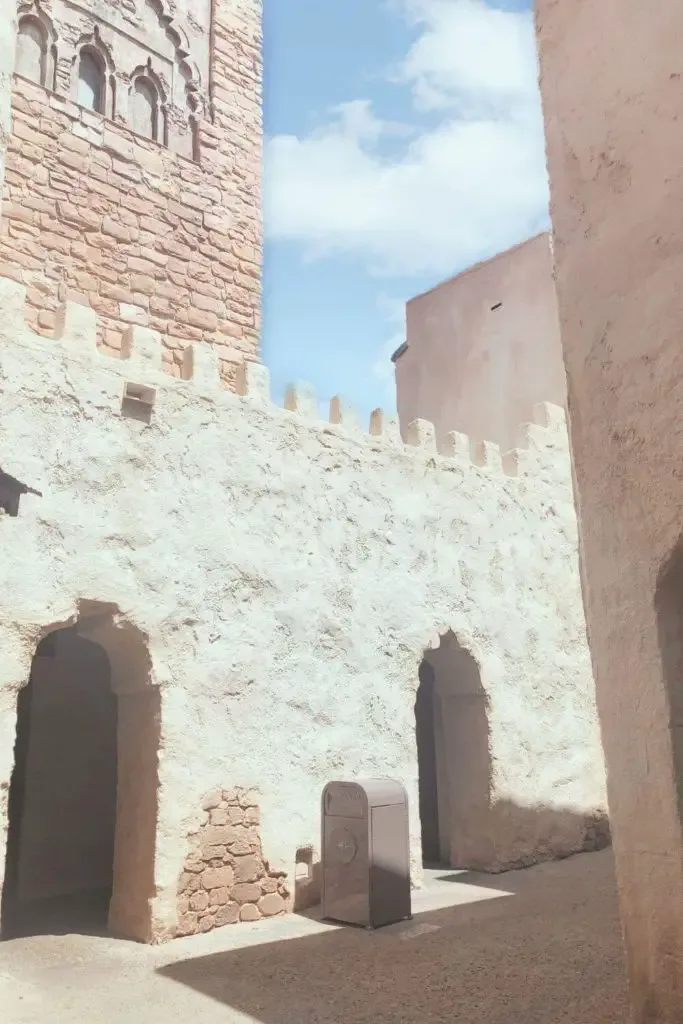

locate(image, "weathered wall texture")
[[535, 3, 683, 1020], [395, 233, 566, 453], [0, 279, 607, 941], [1, 0, 262, 384]]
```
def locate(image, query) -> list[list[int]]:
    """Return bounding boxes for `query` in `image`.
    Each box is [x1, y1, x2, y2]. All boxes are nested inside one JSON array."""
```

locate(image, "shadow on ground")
[[158, 849, 628, 1024], [1, 887, 112, 940], [432, 869, 519, 888]]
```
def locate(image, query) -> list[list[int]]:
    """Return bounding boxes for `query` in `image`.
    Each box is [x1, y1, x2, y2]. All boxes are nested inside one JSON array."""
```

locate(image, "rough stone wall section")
[[176, 788, 288, 935], [0, 0, 262, 386]]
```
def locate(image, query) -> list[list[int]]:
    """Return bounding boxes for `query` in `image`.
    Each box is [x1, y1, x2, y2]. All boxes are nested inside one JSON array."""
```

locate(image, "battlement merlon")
[[0, 277, 570, 483]]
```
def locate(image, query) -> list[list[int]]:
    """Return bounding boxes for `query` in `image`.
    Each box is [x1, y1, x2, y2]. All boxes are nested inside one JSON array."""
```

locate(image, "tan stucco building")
[[394, 233, 566, 453], [0, 0, 608, 947], [536, 1, 683, 1020]]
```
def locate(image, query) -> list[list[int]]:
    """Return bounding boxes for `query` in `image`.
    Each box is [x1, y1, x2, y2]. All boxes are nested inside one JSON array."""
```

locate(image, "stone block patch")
[[582, 811, 611, 852], [176, 788, 289, 936]]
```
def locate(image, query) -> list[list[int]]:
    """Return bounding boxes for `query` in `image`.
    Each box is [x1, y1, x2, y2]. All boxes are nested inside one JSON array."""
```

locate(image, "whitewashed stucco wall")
[[0, 278, 607, 936]]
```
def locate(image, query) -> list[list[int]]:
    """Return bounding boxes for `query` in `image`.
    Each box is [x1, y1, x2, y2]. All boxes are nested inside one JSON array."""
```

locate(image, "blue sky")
[[261, 0, 549, 422]]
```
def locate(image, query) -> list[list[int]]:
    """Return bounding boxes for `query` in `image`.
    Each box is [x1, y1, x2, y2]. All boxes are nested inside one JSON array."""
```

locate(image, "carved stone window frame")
[[129, 60, 168, 147], [71, 25, 116, 120], [15, 1, 57, 92]]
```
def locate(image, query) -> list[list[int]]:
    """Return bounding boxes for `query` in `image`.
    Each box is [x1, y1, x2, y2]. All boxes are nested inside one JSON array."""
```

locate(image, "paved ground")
[[1, 849, 629, 1023]]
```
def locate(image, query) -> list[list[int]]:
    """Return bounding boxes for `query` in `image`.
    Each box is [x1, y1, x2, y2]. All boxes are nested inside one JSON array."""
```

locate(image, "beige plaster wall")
[[0, 279, 607, 940], [535, 3, 683, 1019], [396, 233, 566, 453]]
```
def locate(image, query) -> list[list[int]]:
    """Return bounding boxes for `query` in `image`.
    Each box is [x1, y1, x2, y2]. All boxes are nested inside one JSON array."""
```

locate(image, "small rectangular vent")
[[121, 382, 156, 424]]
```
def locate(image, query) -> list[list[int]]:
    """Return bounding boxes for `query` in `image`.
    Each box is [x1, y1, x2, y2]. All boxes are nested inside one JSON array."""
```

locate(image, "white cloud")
[[264, 0, 549, 279], [395, 0, 540, 113]]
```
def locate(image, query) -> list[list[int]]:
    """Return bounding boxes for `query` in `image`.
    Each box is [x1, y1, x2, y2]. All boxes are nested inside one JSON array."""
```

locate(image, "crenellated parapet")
[[0, 276, 569, 485]]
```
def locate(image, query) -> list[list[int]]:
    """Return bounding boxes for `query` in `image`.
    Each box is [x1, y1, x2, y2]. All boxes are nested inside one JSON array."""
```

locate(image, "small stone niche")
[[176, 787, 289, 936], [121, 382, 156, 423], [294, 844, 321, 911]]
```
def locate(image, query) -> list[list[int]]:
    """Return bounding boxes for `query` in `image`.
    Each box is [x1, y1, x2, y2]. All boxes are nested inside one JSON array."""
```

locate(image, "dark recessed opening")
[[1, 630, 117, 939], [121, 382, 155, 424], [490, 302, 503, 311]]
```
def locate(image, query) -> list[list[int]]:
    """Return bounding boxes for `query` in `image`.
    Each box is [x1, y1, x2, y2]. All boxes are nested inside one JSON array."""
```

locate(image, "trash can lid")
[[322, 778, 408, 809]]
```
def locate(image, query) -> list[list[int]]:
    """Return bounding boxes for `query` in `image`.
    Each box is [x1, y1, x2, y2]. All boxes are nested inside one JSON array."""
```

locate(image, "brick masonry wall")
[[0, 0, 262, 385], [176, 788, 289, 936]]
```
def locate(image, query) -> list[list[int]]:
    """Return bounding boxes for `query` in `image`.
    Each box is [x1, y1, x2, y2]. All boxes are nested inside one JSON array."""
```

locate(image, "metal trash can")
[[321, 779, 411, 929]]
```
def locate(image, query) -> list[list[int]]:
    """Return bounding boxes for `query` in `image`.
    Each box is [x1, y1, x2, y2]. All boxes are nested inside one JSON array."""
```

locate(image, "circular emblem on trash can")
[[330, 826, 357, 864]]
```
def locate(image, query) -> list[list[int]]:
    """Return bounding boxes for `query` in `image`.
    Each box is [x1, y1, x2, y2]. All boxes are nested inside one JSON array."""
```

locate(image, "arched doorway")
[[2, 629, 117, 937], [1, 606, 160, 941], [414, 631, 491, 867]]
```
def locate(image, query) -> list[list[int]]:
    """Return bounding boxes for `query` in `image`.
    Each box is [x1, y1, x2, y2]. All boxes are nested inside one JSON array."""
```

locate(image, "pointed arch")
[[129, 60, 168, 145], [71, 26, 115, 118]]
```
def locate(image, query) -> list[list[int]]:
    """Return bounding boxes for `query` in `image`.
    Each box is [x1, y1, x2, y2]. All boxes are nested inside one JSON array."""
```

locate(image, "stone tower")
[[0, 0, 262, 386]]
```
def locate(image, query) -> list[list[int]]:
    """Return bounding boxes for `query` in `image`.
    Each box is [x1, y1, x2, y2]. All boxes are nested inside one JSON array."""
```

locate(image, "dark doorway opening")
[[415, 661, 441, 864], [414, 632, 491, 869], [1, 628, 118, 938]]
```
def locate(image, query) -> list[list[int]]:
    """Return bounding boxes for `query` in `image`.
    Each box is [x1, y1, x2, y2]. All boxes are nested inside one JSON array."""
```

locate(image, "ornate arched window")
[[16, 16, 47, 86], [129, 63, 168, 146], [77, 47, 105, 113], [71, 27, 114, 118], [131, 77, 159, 141]]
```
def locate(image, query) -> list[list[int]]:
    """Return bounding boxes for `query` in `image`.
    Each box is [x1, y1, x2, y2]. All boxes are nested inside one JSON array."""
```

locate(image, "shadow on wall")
[[157, 847, 626, 1024], [448, 799, 610, 874]]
